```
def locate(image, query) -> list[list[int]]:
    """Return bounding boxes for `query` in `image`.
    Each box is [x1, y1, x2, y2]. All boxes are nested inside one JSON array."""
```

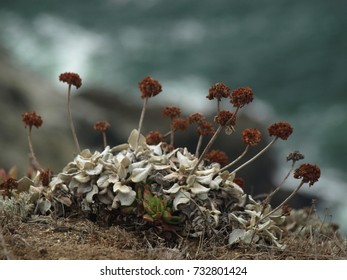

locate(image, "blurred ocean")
[[1, 0, 347, 231]]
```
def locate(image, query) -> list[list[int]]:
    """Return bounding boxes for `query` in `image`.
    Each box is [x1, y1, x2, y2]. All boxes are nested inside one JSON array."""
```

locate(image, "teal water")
[[1, 0, 347, 229]]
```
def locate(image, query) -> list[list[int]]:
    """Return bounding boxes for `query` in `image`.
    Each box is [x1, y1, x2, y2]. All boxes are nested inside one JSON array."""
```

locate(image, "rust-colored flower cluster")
[[146, 131, 165, 145], [242, 128, 262, 146], [268, 122, 293, 140], [215, 110, 235, 126], [22, 112, 43, 129], [205, 149, 229, 167], [188, 113, 215, 136], [0, 177, 18, 199], [233, 177, 245, 188], [94, 121, 111, 132], [163, 106, 181, 119], [59, 72, 82, 89], [294, 163, 321, 186], [206, 82, 230, 101], [188, 113, 204, 124], [197, 121, 215, 136], [40, 168, 53, 187], [230, 87, 254, 108], [138, 76, 162, 99], [171, 118, 188, 131], [287, 151, 304, 162]]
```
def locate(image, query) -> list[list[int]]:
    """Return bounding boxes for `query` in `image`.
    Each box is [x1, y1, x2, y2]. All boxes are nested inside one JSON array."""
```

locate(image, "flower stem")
[[259, 181, 305, 223], [136, 97, 148, 149], [190, 125, 223, 175], [263, 160, 296, 205], [67, 84, 81, 153], [230, 137, 278, 175], [195, 134, 203, 158], [102, 132, 107, 148], [27, 127, 42, 170], [219, 145, 249, 174]]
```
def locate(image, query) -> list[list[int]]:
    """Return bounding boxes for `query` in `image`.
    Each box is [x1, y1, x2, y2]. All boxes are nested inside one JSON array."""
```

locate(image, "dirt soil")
[[1, 215, 346, 260]]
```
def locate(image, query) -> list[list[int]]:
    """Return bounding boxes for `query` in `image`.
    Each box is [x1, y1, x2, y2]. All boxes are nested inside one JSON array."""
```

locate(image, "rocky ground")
[[1, 214, 346, 260]]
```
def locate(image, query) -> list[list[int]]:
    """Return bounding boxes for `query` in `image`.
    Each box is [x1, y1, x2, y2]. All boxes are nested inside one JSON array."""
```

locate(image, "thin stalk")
[[250, 160, 296, 244], [102, 132, 107, 148], [190, 108, 240, 175], [259, 181, 305, 223], [190, 125, 223, 175], [170, 124, 175, 146], [219, 145, 249, 174], [136, 96, 148, 149], [27, 127, 42, 170], [230, 137, 278, 175], [195, 134, 203, 157], [217, 99, 220, 113], [67, 84, 81, 153], [263, 160, 296, 205]]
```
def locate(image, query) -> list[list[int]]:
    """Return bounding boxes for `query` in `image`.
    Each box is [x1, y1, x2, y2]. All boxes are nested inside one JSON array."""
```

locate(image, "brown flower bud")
[[242, 128, 262, 146], [233, 177, 245, 188], [268, 122, 293, 140], [230, 87, 254, 108], [94, 121, 111, 132], [207, 82, 230, 101], [204, 149, 229, 167], [215, 110, 235, 127], [171, 118, 188, 131], [287, 151, 304, 162], [162, 106, 181, 119], [293, 163, 321, 186], [22, 112, 43, 129], [138, 76, 162, 98], [197, 121, 215, 136], [59, 72, 82, 89], [146, 131, 164, 145], [188, 113, 205, 124]]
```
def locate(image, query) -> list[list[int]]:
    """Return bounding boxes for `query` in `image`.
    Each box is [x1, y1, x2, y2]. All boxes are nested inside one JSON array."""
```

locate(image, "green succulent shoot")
[[142, 189, 182, 224]]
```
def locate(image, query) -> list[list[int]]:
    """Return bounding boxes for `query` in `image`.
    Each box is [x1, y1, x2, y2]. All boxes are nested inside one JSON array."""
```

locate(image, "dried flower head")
[[171, 118, 188, 131], [197, 121, 215, 136], [40, 168, 53, 187], [242, 128, 262, 146], [138, 76, 162, 99], [188, 113, 205, 124], [268, 122, 293, 140], [215, 110, 235, 126], [282, 204, 292, 216], [22, 112, 43, 129], [230, 87, 254, 108], [162, 106, 181, 119], [233, 177, 245, 188], [293, 163, 321, 186], [0, 177, 18, 199], [287, 150, 304, 162], [207, 82, 230, 101], [94, 121, 111, 132], [146, 131, 165, 145], [59, 72, 82, 89], [205, 149, 229, 167]]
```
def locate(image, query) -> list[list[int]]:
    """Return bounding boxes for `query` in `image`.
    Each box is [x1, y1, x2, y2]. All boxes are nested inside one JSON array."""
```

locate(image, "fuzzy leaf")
[[128, 129, 147, 150], [190, 182, 210, 195], [228, 228, 246, 245], [74, 173, 91, 183], [85, 184, 98, 203], [130, 164, 152, 183], [85, 163, 103, 176], [173, 191, 190, 211], [163, 183, 181, 194]]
